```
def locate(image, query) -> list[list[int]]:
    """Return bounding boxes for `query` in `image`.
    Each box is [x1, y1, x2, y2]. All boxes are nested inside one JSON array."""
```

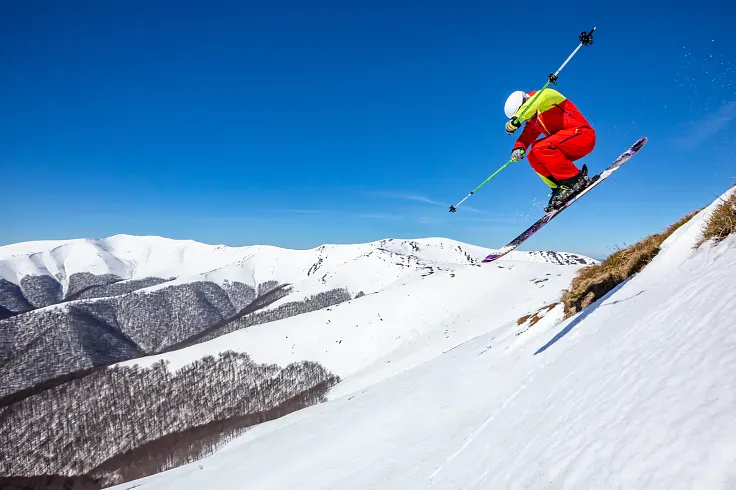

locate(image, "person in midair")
[[504, 88, 596, 212]]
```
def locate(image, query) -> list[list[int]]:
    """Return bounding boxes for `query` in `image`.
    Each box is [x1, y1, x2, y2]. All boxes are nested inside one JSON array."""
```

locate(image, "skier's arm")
[[514, 123, 542, 151], [514, 88, 566, 124]]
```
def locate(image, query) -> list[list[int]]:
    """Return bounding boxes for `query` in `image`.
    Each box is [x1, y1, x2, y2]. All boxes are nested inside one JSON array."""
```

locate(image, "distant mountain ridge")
[[0, 234, 596, 303], [0, 235, 596, 402]]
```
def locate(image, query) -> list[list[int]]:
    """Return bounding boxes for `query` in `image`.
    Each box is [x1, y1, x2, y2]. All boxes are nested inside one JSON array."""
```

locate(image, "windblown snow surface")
[[111, 189, 736, 490]]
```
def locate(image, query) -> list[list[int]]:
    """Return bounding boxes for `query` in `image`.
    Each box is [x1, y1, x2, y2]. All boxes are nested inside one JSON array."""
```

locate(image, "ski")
[[482, 137, 648, 263]]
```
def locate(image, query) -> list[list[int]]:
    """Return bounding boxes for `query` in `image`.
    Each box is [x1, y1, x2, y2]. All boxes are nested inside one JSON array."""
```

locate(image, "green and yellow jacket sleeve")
[[514, 89, 567, 123]]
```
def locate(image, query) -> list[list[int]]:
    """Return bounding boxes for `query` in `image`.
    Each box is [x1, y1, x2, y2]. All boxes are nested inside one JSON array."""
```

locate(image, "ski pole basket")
[[580, 27, 595, 46]]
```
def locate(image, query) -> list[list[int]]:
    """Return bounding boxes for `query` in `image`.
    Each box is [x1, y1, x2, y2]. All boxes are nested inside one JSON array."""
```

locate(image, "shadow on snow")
[[534, 280, 644, 355]]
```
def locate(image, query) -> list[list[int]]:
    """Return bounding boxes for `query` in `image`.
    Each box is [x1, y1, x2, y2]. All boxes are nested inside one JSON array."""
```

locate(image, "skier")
[[504, 88, 596, 212]]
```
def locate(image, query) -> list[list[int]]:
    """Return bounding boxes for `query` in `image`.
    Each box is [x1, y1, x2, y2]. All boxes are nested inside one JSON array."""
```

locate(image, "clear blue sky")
[[2, 0, 735, 259]]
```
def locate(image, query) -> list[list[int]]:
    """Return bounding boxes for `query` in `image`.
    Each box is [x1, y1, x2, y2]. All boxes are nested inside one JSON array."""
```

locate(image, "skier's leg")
[[526, 140, 559, 188], [531, 128, 596, 212], [557, 127, 596, 163], [528, 128, 595, 181]]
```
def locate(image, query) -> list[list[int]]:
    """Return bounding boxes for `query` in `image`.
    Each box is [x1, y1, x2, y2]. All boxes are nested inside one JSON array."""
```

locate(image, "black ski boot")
[[545, 165, 591, 212]]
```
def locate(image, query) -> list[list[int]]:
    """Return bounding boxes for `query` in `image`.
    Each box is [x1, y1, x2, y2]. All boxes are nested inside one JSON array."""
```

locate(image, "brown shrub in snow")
[[696, 191, 736, 247], [561, 211, 698, 317], [516, 303, 558, 329]]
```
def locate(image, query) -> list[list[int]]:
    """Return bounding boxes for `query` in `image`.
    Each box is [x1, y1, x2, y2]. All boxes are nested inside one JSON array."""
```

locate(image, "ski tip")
[[482, 253, 500, 263], [632, 136, 648, 151], [482, 250, 509, 263]]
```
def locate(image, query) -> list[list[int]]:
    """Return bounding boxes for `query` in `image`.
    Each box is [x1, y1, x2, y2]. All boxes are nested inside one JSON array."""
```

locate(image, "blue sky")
[[2, 0, 735, 259]]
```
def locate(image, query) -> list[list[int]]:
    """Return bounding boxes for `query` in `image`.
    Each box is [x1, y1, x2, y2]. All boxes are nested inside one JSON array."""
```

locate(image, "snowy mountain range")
[[0, 235, 594, 297], [0, 236, 593, 401]]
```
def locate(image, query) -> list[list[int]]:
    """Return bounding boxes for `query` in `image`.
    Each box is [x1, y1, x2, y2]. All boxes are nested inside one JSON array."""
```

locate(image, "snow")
[[111, 188, 736, 490], [119, 255, 579, 398], [0, 234, 593, 304]]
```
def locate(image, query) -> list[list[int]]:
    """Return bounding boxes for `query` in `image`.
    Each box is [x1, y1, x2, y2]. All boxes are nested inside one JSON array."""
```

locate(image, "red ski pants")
[[527, 127, 596, 182]]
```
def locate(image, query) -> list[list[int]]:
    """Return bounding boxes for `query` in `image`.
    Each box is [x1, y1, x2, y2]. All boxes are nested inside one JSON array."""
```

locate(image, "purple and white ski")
[[482, 137, 648, 264]]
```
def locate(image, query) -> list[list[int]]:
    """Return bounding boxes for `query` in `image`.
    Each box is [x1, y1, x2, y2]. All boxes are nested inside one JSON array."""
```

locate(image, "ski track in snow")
[[105, 188, 736, 490], [429, 381, 529, 482]]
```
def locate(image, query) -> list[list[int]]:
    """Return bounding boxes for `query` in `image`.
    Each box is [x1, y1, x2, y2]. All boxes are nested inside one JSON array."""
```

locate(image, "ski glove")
[[511, 148, 525, 162], [505, 117, 521, 135]]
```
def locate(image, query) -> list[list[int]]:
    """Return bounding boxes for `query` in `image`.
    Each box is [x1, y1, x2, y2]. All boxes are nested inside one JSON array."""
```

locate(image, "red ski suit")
[[512, 89, 595, 184]]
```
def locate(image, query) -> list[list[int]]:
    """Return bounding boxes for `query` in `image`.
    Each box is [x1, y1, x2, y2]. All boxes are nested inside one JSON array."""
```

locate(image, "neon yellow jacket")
[[513, 89, 592, 151]]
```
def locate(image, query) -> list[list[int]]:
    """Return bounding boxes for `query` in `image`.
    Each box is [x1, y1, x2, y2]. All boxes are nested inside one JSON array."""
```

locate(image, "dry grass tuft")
[[517, 303, 558, 328], [561, 211, 699, 318], [696, 192, 736, 247]]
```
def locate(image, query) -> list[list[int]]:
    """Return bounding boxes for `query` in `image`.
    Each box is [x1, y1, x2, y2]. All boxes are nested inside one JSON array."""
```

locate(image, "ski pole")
[[449, 151, 523, 212], [448, 27, 596, 213], [514, 27, 596, 123]]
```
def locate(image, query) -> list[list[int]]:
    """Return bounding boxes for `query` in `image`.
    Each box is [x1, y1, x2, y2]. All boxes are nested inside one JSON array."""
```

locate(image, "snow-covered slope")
[[113, 189, 736, 490], [120, 252, 580, 397]]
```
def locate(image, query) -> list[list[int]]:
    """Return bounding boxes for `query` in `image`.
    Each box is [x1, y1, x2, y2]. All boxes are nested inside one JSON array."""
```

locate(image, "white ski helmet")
[[504, 90, 528, 119]]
